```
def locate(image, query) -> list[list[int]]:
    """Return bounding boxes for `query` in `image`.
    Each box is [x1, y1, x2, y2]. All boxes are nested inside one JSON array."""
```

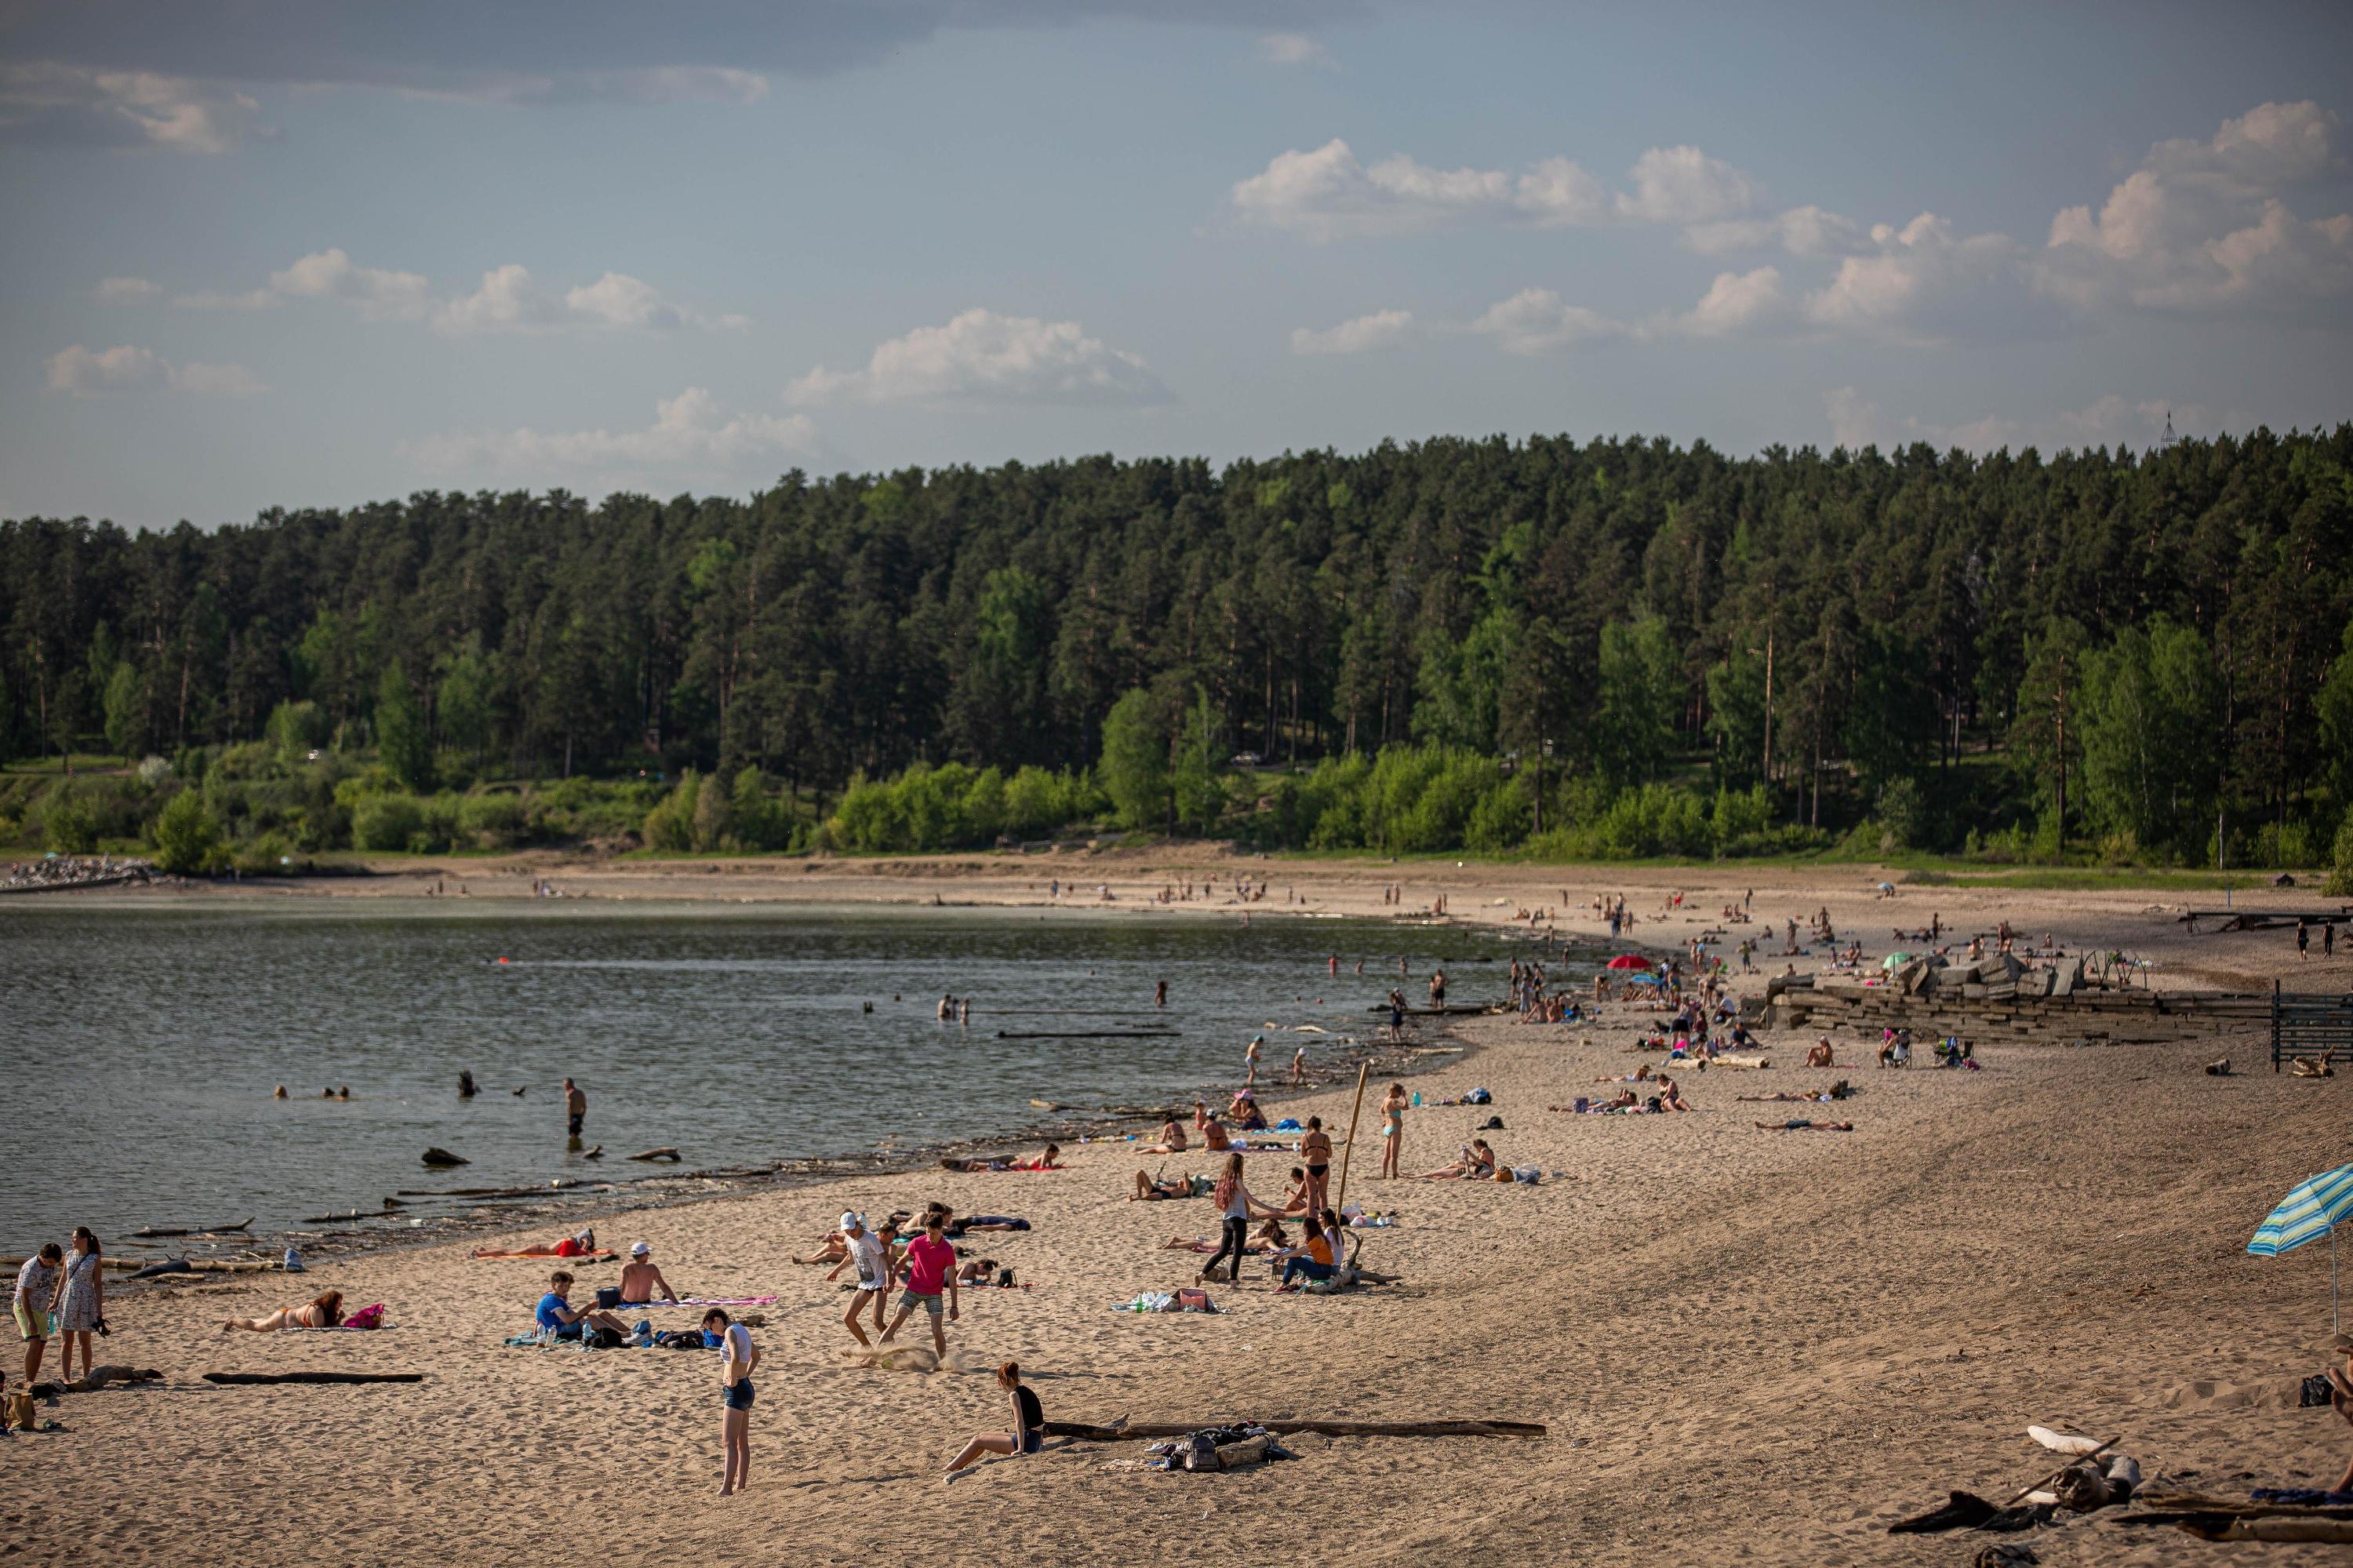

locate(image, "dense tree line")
[[5, 426, 2353, 864]]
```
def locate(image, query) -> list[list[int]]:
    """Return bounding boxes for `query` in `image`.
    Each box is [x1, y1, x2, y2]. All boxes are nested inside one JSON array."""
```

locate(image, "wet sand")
[[6, 857, 2351, 1566]]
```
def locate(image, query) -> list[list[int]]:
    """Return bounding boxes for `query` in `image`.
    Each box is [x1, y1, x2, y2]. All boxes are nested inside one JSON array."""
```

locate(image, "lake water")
[[0, 900, 1559, 1254]]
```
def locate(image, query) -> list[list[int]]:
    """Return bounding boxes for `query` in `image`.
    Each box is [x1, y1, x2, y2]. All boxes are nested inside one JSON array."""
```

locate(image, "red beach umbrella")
[[1604, 954, 1653, 971]]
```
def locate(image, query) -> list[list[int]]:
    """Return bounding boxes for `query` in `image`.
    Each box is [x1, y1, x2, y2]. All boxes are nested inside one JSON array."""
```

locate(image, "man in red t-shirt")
[[879, 1213, 959, 1356]]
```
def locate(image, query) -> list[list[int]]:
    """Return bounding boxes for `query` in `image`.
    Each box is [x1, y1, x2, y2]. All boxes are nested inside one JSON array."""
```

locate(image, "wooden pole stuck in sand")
[[1335, 1060, 1371, 1211]]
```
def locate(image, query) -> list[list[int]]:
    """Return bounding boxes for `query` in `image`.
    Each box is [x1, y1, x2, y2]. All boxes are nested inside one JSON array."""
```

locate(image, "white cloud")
[[1683, 204, 1865, 257], [1231, 138, 1749, 239], [1802, 213, 2024, 342], [45, 344, 159, 395], [1672, 267, 1791, 337], [405, 388, 820, 477], [2041, 100, 2352, 312], [1470, 289, 1631, 355], [0, 63, 267, 153], [1256, 33, 1337, 70], [1289, 308, 1413, 355], [175, 251, 738, 333], [1824, 386, 2228, 455], [566, 67, 770, 105], [45, 343, 261, 396], [96, 276, 162, 302], [786, 308, 1171, 407], [1615, 145, 1756, 224]]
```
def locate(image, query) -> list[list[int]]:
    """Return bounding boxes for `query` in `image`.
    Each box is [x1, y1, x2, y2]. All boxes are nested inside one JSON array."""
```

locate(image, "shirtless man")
[[616, 1242, 681, 1305], [563, 1077, 587, 1140]]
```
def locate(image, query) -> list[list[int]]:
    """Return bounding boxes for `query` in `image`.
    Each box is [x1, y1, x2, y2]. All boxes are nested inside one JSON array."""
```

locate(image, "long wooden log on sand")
[[1043, 1418, 1545, 1441], [202, 1371, 425, 1386]]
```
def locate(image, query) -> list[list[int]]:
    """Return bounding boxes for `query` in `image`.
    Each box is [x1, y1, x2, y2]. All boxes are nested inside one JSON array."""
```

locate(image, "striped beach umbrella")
[[2247, 1162, 2353, 1333]]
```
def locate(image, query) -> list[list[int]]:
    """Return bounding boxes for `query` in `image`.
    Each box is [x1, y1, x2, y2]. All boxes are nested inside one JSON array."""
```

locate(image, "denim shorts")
[[722, 1378, 755, 1412]]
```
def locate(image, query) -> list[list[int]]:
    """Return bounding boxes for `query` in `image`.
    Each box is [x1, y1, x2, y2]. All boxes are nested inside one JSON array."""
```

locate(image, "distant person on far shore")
[[563, 1078, 587, 1139]]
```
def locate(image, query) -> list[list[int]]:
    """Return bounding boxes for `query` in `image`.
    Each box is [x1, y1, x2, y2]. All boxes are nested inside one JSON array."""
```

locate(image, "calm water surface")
[[0, 900, 1552, 1253]]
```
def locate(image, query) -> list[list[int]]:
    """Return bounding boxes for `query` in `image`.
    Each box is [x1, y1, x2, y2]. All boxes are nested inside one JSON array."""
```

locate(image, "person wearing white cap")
[[832, 1213, 890, 1348], [616, 1242, 680, 1306]]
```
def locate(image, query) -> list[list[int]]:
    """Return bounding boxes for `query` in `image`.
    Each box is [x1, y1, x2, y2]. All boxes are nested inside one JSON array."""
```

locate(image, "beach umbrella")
[[2247, 1162, 2353, 1333], [1882, 951, 1915, 970], [1605, 954, 1653, 971], [1622, 972, 1663, 988]]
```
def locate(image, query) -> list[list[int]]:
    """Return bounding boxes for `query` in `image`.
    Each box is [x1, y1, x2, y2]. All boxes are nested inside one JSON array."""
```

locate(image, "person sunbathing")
[[1199, 1115, 1232, 1151], [1657, 1079, 1693, 1112], [221, 1290, 344, 1333], [1740, 1088, 1836, 1103], [1132, 1170, 1196, 1202], [1136, 1119, 1188, 1155], [1806, 1039, 1836, 1068], [1158, 1228, 1279, 1257], [473, 1228, 598, 1260], [945, 1213, 1031, 1237], [955, 1257, 998, 1286], [1249, 1216, 1290, 1252], [1006, 1144, 1061, 1171], [1420, 1139, 1497, 1179], [1595, 1064, 1657, 1084], [792, 1228, 852, 1265], [1753, 1119, 1853, 1132], [2327, 1338, 2353, 1493]]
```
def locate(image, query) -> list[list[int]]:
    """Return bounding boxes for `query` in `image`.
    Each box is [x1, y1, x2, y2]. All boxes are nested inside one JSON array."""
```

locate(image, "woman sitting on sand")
[[793, 1227, 852, 1266], [1137, 1119, 1188, 1155], [472, 1228, 598, 1260], [944, 1361, 1046, 1483], [1657, 1078, 1693, 1112], [1806, 1038, 1836, 1068], [1278, 1166, 1313, 1213], [1420, 1139, 1497, 1180], [1230, 1097, 1269, 1133], [954, 1257, 998, 1286], [1275, 1213, 1340, 1292], [221, 1290, 344, 1333], [1198, 1114, 1232, 1151]]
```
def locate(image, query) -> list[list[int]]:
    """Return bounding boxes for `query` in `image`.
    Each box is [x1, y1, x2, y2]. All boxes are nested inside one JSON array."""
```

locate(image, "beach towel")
[[637, 1296, 780, 1308], [290, 1302, 390, 1331], [2250, 1487, 2353, 1505]]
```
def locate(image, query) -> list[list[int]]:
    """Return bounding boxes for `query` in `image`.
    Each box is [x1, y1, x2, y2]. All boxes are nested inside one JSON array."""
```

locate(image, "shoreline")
[[10, 857, 2350, 1566]]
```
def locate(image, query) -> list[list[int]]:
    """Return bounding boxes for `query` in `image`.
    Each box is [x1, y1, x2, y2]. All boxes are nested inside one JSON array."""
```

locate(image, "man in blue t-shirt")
[[536, 1270, 631, 1341]]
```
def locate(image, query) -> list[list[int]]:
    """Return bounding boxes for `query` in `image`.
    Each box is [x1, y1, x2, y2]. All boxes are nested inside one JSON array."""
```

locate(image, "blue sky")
[[4, 0, 2351, 528]]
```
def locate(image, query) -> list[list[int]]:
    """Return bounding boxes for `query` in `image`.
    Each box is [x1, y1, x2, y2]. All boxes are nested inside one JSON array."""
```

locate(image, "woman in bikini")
[[222, 1290, 344, 1332], [1420, 1139, 1496, 1180], [1300, 1116, 1333, 1212], [1137, 1118, 1188, 1155], [1378, 1083, 1409, 1179]]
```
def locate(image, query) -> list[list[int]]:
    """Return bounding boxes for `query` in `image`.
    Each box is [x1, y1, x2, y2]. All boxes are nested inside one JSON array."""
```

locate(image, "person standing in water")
[[1244, 1035, 1264, 1086], [563, 1078, 587, 1141], [707, 1308, 758, 1496], [1155, 979, 1167, 1009]]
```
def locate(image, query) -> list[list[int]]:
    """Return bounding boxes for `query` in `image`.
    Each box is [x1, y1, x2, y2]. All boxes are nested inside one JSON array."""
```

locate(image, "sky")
[[3, 0, 2351, 529]]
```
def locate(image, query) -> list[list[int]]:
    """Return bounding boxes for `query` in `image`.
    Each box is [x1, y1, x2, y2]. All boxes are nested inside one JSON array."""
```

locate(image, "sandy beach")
[[6, 855, 2351, 1566]]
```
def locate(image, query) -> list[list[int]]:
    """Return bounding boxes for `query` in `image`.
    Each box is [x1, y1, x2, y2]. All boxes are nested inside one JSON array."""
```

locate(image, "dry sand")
[[6, 854, 2352, 1565]]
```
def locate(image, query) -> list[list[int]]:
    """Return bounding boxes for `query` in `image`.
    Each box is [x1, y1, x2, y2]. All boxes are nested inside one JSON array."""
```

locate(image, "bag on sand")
[[586, 1325, 628, 1351]]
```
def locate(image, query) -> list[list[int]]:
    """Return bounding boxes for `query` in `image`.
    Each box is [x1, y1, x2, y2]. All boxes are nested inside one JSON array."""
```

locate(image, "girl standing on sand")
[[1199, 1153, 1282, 1286], [1379, 1084, 1409, 1179], [53, 1229, 103, 1384], [707, 1308, 758, 1496]]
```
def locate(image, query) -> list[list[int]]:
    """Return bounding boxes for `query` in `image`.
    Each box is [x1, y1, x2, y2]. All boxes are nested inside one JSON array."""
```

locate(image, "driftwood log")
[[31, 1366, 162, 1396], [420, 1148, 469, 1166], [627, 1147, 682, 1162], [133, 1218, 253, 1238], [1043, 1418, 1545, 1441], [202, 1371, 424, 1385]]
